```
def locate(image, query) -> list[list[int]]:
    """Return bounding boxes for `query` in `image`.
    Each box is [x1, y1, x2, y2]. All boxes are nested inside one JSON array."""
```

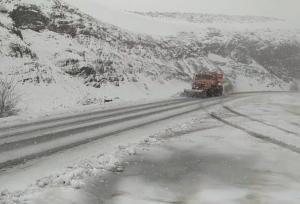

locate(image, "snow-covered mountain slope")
[[0, 0, 299, 117]]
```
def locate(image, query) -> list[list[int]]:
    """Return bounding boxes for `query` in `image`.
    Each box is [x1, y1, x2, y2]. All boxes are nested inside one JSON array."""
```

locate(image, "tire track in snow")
[[0, 105, 203, 170], [210, 113, 300, 155], [223, 106, 300, 137], [287, 110, 300, 117], [291, 122, 300, 128], [0, 98, 187, 131], [0, 97, 229, 171], [0, 98, 191, 139], [0, 100, 200, 153]]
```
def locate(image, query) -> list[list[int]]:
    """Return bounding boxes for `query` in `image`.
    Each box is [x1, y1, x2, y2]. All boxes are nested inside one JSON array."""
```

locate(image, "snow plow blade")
[[183, 89, 206, 98]]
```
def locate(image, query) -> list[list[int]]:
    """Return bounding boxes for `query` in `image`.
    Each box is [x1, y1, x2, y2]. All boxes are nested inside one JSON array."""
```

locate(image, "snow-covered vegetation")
[[0, 76, 18, 117], [0, 0, 299, 117]]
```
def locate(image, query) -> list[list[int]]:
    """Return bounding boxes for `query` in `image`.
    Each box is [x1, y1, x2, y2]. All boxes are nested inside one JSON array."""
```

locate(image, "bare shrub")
[[0, 77, 18, 117]]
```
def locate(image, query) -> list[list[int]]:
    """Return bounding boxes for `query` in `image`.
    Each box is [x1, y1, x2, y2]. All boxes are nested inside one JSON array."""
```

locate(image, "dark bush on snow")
[[0, 77, 18, 118], [9, 43, 37, 59], [48, 23, 77, 38], [79, 66, 96, 76]]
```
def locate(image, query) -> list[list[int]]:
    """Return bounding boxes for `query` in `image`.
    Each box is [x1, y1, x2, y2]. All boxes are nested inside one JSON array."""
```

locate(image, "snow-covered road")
[[0, 97, 213, 170], [1, 92, 300, 204]]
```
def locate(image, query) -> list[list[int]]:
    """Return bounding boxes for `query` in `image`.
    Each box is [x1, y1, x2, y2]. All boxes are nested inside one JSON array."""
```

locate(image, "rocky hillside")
[[0, 0, 299, 116], [134, 12, 300, 81]]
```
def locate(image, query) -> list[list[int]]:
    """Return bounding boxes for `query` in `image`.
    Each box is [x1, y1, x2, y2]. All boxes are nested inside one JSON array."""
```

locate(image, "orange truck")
[[184, 71, 224, 97]]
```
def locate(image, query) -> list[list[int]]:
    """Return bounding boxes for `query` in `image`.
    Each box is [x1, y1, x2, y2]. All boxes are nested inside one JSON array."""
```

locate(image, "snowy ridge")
[[130, 11, 283, 24], [0, 0, 299, 117]]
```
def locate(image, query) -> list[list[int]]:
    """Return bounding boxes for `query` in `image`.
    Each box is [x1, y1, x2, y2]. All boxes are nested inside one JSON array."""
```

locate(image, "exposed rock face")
[[9, 5, 49, 31], [221, 35, 300, 81]]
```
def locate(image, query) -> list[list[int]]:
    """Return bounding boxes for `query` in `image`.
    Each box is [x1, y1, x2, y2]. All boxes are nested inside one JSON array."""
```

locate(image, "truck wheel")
[[206, 89, 213, 97], [213, 86, 222, 96], [210, 87, 218, 97], [214, 87, 219, 97]]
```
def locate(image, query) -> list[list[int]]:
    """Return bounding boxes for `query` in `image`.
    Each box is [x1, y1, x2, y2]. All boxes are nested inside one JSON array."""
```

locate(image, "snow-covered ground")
[[1, 92, 300, 204]]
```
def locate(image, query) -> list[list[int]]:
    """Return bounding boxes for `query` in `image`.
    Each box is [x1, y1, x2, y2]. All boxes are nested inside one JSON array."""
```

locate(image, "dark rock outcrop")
[[9, 5, 49, 32]]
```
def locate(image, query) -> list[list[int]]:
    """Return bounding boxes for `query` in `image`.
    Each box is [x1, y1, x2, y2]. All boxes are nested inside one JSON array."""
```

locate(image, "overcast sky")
[[89, 0, 299, 21]]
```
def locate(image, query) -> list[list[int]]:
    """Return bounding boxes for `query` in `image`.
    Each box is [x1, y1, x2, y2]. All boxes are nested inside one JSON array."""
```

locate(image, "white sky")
[[88, 0, 299, 21]]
